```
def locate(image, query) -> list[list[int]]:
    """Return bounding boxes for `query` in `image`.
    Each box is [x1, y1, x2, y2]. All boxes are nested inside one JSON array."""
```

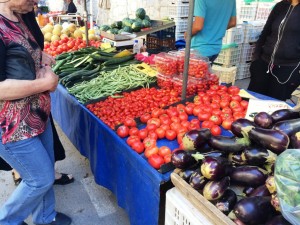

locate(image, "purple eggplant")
[[203, 176, 230, 201], [243, 186, 255, 196], [233, 196, 275, 225], [254, 111, 273, 128], [272, 118, 300, 136], [228, 152, 247, 165], [202, 150, 227, 158], [208, 135, 251, 153], [201, 156, 232, 180], [290, 131, 300, 148], [231, 118, 256, 137], [241, 146, 277, 166], [182, 129, 211, 151], [266, 215, 292, 225], [248, 184, 271, 197], [247, 127, 289, 154], [171, 150, 197, 169], [230, 166, 268, 187], [215, 189, 237, 215], [189, 169, 208, 190], [271, 109, 300, 123], [178, 164, 199, 182]]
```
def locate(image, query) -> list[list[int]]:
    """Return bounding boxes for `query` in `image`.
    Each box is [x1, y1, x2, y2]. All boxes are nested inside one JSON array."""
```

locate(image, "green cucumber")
[[102, 55, 134, 66]]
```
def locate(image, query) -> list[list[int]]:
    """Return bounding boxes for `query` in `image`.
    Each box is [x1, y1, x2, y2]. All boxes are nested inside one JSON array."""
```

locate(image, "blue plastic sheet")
[[51, 85, 172, 225], [51, 85, 279, 225]]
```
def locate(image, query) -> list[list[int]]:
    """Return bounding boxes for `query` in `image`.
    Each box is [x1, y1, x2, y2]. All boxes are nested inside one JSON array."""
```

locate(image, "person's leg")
[[247, 58, 270, 96], [0, 121, 56, 225], [208, 54, 219, 64]]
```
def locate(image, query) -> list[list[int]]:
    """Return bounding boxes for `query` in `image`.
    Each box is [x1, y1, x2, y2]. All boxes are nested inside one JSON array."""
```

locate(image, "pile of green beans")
[[68, 65, 156, 103]]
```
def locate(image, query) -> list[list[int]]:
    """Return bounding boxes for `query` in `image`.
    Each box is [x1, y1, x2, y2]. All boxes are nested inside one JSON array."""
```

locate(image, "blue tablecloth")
[[51, 85, 287, 225], [51, 85, 174, 225]]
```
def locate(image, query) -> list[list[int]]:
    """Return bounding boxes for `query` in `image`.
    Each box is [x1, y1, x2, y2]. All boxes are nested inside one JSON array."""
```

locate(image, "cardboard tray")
[[100, 20, 176, 41], [171, 169, 236, 225]]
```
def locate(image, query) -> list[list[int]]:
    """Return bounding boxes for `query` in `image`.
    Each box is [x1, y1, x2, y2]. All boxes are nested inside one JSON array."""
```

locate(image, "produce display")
[[170, 107, 300, 225], [100, 8, 151, 35], [53, 47, 140, 90], [110, 85, 250, 170]]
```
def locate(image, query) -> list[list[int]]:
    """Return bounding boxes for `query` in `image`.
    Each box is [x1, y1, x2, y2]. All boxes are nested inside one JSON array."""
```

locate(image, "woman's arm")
[[0, 66, 58, 101]]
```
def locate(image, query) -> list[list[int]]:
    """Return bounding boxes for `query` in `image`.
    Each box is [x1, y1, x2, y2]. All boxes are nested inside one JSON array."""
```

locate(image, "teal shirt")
[[191, 0, 236, 57]]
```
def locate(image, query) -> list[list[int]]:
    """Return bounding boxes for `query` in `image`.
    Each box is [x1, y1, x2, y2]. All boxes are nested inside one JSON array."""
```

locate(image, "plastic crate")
[[240, 43, 256, 62], [236, 62, 251, 80], [165, 188, 214, 225], [243, 21, 265, 43], [222, 25, 244, 44], [171, 17, 188, 33], [214, 44, 242, 66], [239, 2, 259, 21], [255, 2, 276, 20], [169, 0, 189, 3], [211, 65, 237, 85], [165, 3, 189, 18], [148, 26, 176, 39]]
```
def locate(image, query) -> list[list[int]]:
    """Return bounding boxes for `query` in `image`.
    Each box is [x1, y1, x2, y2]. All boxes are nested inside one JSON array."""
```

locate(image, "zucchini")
[[102, 55, 134, 66]]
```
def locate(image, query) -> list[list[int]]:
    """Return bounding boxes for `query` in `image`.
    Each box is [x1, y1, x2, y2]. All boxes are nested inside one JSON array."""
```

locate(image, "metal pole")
[[181, 0, 195, 100], [83, 0, 89, 46]]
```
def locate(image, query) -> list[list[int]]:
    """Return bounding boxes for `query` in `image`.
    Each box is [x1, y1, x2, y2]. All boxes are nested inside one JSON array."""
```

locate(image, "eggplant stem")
[[227, 210, 237, 220], [240, 126, 254, 138], [236, 137, 251, 147], [264, 163, 274, 174], [265, 150, 277, 164], [191, 153, 204, 161]]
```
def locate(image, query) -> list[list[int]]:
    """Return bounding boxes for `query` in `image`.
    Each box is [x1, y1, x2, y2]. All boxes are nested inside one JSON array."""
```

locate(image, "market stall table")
[[51, 84, 283, 225], [51, 84, 175, 225]]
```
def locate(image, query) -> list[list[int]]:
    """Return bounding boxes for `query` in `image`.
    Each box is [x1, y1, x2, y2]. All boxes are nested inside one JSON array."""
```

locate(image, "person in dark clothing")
[[66, 0, 77, 14], [0, 11, 74, 186], [247, 0, 300, 101]]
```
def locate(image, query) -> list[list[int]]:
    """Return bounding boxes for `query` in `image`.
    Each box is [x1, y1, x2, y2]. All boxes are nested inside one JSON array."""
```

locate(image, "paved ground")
[[0, 78, 258, 225]]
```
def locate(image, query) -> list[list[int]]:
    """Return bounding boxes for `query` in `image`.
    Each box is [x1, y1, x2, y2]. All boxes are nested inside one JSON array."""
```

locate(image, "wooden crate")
[[171, 169, 236, 225]]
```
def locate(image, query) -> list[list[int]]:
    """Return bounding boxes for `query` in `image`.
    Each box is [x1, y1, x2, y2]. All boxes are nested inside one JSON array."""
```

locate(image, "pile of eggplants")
[[170, 108, 298, 225]]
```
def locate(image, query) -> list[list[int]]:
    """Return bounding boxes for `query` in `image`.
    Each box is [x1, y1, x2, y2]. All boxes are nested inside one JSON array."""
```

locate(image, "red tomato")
[[198, 112, 211, 121], [143, 137, 157, 149], [148, 154, 165, 169], [190, 118, 200, 127], [184, 104, 195, 115], [116, 125, 129, 138], [131, 141, 144, 154], [222, 107, 232, 114], [210, 84, 220, 91], [170, 122, 182, 133], [201, 120, 214, 129], [228, 86, 240, 95], [219, 100, 230, 109], [188, 123, 200, 130], [219, 85, 228, 92], [240, 100, 249, 109], [233, 112, 245, 120], [147, 118, 161, 127], [229, 100, 241, 109], [165, 129, 177, 140], [147, 123, 158, 132], [164, 154, 172, 163], [211, 125, 222, 136], [231, 95, 242, 102], [138, 129, 148, 140], [129, 127, 139, 136], [181, 120, 190, 129], [209, 115, 222, 125], [144, 146, 159, 158], [126, 135, 140, 147], [170, 116, 181, 124], [140, 113, 151, 123], [222, 118, 234, 130], [193, 106, 203, 116], [177, 131, 186, 144], [158, 146, 171, 157], [160, 124, 170, 131], [148, 131, 158, 140], [155, 127, 166, 139], [151, 108, 164, 118], [178, 112, 188, 121]]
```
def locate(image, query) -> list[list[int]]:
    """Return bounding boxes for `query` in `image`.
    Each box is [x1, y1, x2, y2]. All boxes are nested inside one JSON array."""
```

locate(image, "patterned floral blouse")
[[0, 14, 51, 144]]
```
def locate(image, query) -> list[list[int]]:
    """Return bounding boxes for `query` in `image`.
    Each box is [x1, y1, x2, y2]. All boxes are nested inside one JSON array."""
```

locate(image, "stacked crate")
[[161, 0, 189, 40], [212, 25, 244, 85]]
